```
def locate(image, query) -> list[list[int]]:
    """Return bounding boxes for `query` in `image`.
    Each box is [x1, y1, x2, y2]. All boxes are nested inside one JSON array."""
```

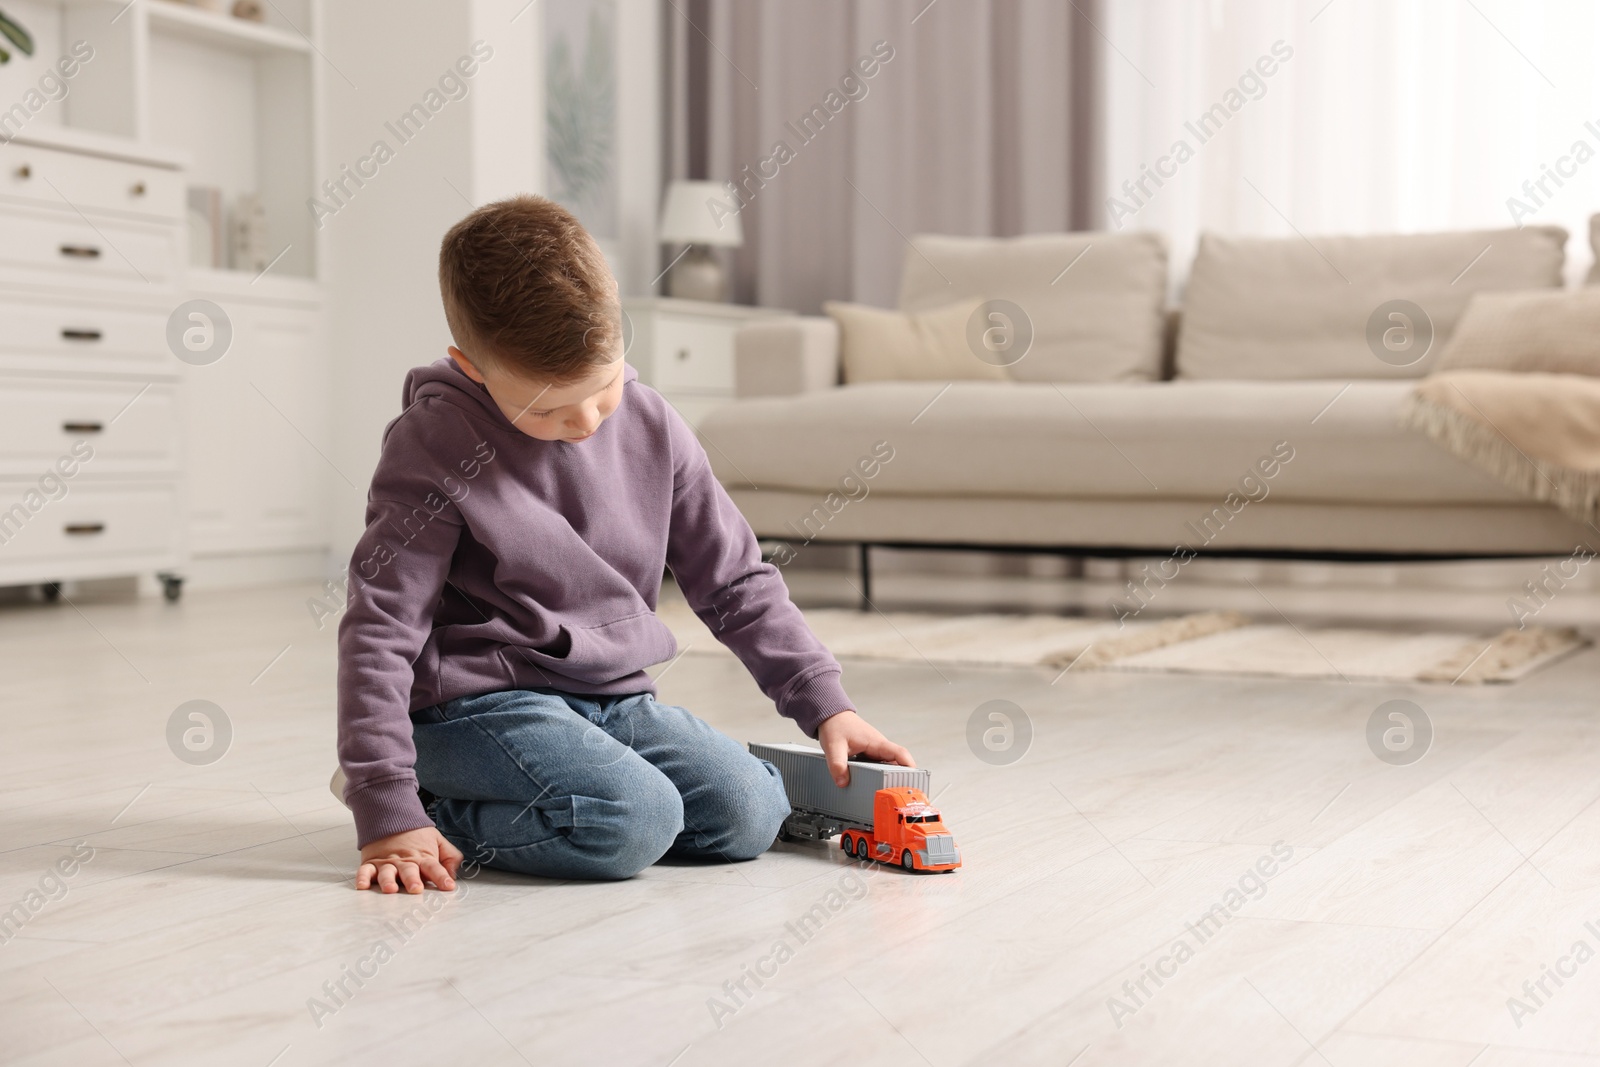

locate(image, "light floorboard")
[[2, 582, 1597, 1065]]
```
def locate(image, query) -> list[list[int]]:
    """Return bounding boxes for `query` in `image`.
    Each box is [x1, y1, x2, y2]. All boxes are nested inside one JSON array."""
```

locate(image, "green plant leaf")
[[0, 9, 35, 57]]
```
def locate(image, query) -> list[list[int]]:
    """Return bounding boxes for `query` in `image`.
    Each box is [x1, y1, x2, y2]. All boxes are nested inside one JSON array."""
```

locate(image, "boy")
[[337, 195, 913, 894]]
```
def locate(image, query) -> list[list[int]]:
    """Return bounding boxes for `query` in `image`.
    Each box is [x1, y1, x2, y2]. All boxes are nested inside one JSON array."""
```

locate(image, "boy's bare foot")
[[357, 826, 464, 893]]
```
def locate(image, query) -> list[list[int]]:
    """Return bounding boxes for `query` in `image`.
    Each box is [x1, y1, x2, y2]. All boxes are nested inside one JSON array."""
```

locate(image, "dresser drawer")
[[0, 297, 170, 376], [648, 315, 738, 393], [0, 139, 184, 222], [0, 206, 181, 290], [0, 482, 178, 566], [0, 380, 178, 476]]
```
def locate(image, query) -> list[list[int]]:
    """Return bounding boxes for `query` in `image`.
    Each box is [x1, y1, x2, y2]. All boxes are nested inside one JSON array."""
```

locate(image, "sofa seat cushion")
[[697, 380, 1527, 506]]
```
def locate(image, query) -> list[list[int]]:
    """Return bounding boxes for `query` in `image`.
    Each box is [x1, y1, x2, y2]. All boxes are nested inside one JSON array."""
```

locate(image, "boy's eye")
[[525, 410, 552, 418]]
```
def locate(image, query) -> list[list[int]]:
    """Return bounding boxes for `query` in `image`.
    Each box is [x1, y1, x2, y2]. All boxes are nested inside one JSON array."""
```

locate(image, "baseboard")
[[173, 547, 335, 592]]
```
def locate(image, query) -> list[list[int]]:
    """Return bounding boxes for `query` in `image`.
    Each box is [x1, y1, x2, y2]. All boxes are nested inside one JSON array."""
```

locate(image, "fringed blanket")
[[1403, 370, 1600, 525]]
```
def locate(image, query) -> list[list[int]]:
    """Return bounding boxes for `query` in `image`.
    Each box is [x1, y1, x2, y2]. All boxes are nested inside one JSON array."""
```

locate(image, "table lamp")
[[658, 179, 743, 302]]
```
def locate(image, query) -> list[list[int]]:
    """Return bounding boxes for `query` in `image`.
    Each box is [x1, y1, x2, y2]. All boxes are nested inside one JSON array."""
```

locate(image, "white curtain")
[[1101, 0, 1600, 298], [668, 0, 1101, 312]]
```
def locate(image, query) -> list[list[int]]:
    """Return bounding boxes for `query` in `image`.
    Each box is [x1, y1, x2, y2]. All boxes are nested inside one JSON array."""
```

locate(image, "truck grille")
[[924, 835, 956, 862]]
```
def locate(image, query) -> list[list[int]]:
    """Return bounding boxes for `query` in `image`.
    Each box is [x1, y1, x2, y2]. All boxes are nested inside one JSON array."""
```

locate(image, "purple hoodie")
[[337, 359, 853, 847]]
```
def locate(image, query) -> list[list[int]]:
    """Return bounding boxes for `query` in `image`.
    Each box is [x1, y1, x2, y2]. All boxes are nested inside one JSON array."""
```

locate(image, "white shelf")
[[145, 3, 311, 56], [188, 265, 321, 302], [2, 125, 188, 170]]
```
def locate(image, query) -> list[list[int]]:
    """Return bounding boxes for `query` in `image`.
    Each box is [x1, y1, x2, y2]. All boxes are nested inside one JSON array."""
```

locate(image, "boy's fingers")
[[853, 735, 913, 768], [355, 862, 376, 890], [437, 834, 465, 874], [821, 735, 850, 786], [881, 741, 915, 768], [376, 863, 399, 894], [421, 857, 457, 890], [398, 861, 424, 894]]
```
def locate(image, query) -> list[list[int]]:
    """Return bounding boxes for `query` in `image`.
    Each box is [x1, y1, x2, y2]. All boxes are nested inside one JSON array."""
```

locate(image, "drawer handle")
[[676, 348, 691, 361], [59, 245, 101, 259], [61, 328, 103, 342], [130, 181, 147, 197], [62, 421, 104, 434], [14, 163, 30, 179], [65, 523, 106, 536]]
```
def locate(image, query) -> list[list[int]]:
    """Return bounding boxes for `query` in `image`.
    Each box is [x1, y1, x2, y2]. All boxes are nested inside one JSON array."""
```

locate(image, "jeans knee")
[[587, 773, 684, 880], [715, 760, 791, 861]]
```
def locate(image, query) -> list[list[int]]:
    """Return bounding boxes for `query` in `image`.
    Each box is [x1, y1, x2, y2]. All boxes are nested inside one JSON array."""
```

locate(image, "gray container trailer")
[[749, 741, 932, 840]]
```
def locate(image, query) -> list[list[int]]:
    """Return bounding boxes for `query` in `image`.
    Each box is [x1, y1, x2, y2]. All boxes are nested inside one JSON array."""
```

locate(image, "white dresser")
[[623, 298, 788, 426], [0, 130, 188, 599]]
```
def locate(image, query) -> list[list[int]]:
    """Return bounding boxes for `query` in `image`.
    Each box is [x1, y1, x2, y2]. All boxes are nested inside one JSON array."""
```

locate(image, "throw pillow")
[[898, 231, 1169, 382], [824, 299, 1009, 384], [1436, 288, 1600, 376]]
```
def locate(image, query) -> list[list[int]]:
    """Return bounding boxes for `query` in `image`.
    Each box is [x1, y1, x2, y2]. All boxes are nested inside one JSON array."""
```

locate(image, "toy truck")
[[749, 742, 961, 872]]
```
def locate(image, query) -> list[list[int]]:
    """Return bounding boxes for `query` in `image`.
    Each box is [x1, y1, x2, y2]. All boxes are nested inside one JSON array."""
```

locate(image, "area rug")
[[653, 600, 1587, 685]]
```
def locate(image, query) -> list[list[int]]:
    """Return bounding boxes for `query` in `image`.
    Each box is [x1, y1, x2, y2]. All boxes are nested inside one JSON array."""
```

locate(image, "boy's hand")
[[357, 827, 463, 894], [817, 709, 915, 787]]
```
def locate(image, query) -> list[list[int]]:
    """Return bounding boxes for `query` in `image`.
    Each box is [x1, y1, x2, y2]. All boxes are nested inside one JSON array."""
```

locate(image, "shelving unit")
[[0, 0, 331, 591], [144, 2, 311, 55]]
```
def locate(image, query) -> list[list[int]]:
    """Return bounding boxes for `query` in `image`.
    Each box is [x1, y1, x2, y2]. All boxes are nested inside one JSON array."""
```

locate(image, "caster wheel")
[[160, 575, 184, 602], [41, 582, 61, 602]]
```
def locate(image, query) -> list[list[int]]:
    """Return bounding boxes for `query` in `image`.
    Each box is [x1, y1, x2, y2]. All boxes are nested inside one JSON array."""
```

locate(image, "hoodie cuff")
[[780, 668, 854, 738], [347, 775, 435, 850]]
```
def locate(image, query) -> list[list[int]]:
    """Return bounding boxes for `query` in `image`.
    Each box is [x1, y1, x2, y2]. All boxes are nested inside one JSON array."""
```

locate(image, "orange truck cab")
[[839, 787, 961, 872]]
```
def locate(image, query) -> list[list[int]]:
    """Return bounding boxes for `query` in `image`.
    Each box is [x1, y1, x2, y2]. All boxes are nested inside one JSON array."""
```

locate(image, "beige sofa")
[[698, 223, 1596, 562]]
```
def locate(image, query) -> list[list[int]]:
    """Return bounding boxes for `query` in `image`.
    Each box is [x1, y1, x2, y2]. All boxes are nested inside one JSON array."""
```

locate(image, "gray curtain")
[[664, 0, 1103, 313]]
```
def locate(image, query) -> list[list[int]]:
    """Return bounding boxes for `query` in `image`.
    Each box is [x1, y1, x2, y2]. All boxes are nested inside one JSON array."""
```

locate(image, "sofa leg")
[[1063, 554, 1086, 616], [858, 543, 872, 611]]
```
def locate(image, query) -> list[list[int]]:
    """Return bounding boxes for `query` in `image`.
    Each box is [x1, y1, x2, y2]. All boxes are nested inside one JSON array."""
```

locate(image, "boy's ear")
[[448, 345, 487, 383]]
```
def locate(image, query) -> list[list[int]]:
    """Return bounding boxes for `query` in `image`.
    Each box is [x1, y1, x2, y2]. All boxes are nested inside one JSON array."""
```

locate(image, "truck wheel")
[[841, 833, 852, 852], [855, 837, 869, 861], [901, 850, 916, 872]]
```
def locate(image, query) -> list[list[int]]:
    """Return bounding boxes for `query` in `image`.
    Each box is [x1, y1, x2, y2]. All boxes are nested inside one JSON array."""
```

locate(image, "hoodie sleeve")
[[663, 411, 853, 738], [337, 407, 467, 848]]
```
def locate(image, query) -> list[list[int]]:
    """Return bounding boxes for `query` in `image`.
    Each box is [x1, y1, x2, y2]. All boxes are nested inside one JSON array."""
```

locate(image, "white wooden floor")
[[4, 581, 1600, 1067]]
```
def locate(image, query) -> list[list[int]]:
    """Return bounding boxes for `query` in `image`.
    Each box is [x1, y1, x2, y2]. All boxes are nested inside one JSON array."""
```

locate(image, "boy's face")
[[449, 346, 625, 443]]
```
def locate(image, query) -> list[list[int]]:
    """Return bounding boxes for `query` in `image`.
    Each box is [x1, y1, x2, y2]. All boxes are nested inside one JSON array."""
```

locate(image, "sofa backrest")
[[898, 231, 1168, 382], [1176, 225, 1568, 380]]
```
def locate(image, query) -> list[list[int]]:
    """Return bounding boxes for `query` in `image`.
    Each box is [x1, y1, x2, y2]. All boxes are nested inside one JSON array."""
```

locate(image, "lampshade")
[[658, 180, 743, 247]]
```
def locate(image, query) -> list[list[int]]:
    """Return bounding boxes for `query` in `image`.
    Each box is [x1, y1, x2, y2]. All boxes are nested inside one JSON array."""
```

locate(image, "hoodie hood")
[[401, 357, 641, 433]]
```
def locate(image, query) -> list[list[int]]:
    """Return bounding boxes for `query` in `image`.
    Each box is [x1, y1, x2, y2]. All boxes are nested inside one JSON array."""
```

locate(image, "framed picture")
[[544, 0, 618, 241], [541, 0, 657, 296]]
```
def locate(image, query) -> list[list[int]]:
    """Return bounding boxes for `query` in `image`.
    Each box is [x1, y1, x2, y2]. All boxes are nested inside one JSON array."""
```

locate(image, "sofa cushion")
[[824, 299, 1008, 383], [698, 380, 1526, 506], [897, 231, 1168, 383], [1437, 288, 1600, 375], [1177, 225, 1568, 380]]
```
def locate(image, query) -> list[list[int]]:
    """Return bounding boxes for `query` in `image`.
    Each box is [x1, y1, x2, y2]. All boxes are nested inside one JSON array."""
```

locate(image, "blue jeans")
[[409, 689, 792, 881]]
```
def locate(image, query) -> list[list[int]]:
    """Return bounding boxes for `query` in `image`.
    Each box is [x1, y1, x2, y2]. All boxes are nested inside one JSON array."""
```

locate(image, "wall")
[[320, 0, 539, 563]]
